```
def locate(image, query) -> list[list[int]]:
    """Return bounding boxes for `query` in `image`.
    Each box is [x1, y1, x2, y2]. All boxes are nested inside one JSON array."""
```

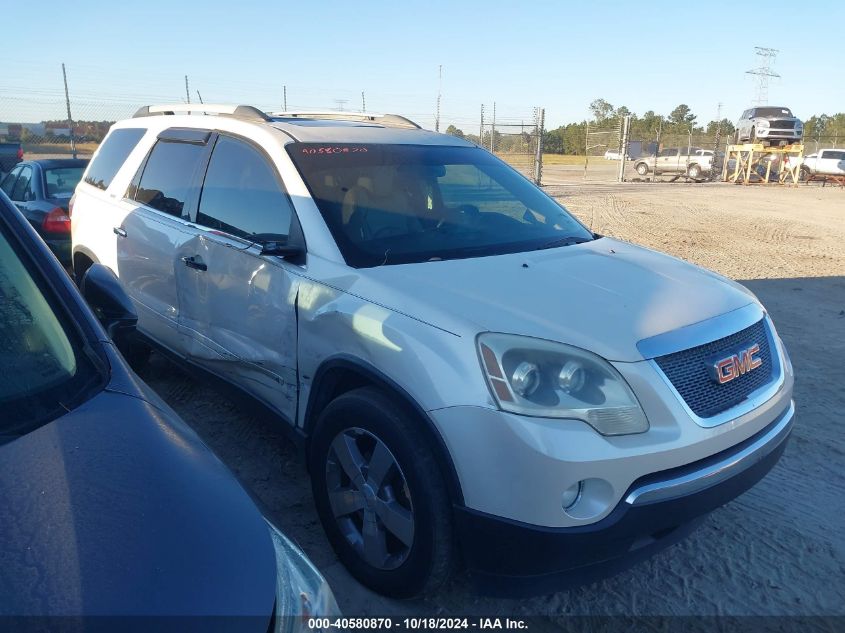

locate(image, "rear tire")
[[688, 164, 701, 180], [309, 387, 454, 598]]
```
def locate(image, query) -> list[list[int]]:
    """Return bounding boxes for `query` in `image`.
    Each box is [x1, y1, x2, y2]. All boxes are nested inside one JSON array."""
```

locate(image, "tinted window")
[[197, 136, 292, 239], [134, 140, 206, 218], [0, 202, 104, 441], [44, 166, 84, 198], [0, 167, 20, 196], [10, 166, 32, 201], [84, 128, 146, 191], [287, 143, 593, 267]]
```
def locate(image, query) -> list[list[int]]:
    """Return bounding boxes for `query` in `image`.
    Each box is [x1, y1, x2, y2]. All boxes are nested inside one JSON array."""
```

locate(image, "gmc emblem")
[[710, 344, 763, 384]]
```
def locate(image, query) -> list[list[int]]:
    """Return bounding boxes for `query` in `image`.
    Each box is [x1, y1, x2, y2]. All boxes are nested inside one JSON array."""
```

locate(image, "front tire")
[[636, 162, 649, 176], [310, 387, 454, 598]]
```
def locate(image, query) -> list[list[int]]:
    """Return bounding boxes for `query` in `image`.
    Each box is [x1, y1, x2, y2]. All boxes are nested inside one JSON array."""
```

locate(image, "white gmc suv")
[[71, 104, 795, 597]]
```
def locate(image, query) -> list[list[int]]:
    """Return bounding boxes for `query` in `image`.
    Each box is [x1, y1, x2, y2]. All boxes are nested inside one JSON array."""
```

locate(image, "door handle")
[[181, 255, 207, 272], [113, 226, 127, 238]]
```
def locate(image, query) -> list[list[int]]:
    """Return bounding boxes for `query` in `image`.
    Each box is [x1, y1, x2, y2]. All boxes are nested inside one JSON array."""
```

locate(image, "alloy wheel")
[[325, 428, 415, 570]]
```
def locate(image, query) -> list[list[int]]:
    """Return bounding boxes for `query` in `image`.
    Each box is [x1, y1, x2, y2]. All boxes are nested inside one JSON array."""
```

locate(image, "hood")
[[356, 238, 756, 361], [0, 389, 276, 622]]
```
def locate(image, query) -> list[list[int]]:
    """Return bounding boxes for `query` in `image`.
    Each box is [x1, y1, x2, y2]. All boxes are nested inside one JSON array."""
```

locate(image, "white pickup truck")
[[800, 149, 845, 178]]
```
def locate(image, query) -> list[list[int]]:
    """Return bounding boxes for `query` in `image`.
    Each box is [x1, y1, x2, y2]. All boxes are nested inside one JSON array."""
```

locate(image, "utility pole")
[[480, 104, 485, 149], [491, 101, 496, 153], [618, 114, 631, 183], [196, 90, 204, 104], [533, 108, 545, 186], [184, 75, 191, 104], [746, 47, 779, 105], [283, 85, 287, 111], [435, 65, 442, 132], [61, 63, 77, 159], [712, 102, 723, 181], [361, 91, 366, 113]]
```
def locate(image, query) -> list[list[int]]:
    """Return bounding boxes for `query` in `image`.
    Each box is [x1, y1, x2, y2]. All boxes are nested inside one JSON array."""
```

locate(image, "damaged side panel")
[[176, 233, 300, 422], [295, 259, 492, 429]]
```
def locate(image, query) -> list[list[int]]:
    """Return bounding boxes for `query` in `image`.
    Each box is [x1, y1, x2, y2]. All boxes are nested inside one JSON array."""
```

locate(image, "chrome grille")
[[768, 120, 796, 130], [654, 319, 775, 418]]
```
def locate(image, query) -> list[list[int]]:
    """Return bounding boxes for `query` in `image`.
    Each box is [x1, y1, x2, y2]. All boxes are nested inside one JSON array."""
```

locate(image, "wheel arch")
[[304, 355, 465, 506], [71, 245, 99, 283]]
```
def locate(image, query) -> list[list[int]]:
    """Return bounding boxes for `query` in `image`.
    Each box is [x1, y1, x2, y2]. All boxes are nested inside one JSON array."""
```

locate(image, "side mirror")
[[258, 238, 306, 263], [80, 264, 138, 344]]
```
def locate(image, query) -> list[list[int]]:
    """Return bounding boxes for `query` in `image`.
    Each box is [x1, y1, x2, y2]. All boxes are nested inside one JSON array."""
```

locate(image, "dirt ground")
[[138, 182, 845, 622]]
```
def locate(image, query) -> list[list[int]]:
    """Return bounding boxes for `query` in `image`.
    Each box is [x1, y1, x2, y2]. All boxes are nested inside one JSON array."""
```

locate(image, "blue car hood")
[[0, 388, 276, 623]]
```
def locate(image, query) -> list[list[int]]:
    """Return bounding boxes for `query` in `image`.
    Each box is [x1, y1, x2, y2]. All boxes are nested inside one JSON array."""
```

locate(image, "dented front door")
[[176, 233, 299, 423]]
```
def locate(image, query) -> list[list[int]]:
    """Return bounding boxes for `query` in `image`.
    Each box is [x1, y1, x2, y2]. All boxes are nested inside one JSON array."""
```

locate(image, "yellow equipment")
[[723, 143, 804, 186]]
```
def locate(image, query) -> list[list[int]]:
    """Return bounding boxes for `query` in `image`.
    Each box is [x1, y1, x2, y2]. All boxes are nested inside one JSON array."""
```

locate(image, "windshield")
[[754, 107, 793, 118], [287, 143, 594, 267], [0, 217, 104, 442], [44, 166, 85, 199]]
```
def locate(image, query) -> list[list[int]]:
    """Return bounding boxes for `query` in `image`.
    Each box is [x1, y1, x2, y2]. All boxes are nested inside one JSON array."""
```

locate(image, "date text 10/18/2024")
[[307, 618, 529, 630]]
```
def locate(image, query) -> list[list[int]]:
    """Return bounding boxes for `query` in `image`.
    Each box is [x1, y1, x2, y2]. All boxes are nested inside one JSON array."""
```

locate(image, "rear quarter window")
[[130, 140, 207, 219], [84, 128, 146, 191]]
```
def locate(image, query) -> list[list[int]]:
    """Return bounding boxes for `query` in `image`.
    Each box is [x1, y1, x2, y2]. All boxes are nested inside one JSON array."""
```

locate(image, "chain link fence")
[[2, 83, 840, 188], [0, 96, 139, 167], [478, 106, 545, 184]]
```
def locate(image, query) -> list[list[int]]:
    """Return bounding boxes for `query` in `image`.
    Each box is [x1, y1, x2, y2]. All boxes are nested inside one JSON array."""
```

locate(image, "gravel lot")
[[138, 182, 845, 622]]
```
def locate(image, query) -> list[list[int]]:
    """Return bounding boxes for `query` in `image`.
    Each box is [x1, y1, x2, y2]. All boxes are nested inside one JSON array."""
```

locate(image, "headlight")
[[267, 520, 340, 632], [477, 333, 649, 435], [756, 120, 770, 128]]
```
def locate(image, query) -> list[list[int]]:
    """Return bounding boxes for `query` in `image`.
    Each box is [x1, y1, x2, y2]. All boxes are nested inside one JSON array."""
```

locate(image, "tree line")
[[446, 99, 845, 155]]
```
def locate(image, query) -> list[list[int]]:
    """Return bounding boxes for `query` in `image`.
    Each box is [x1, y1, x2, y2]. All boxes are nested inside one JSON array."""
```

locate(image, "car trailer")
[[723, 143, 804, 186]]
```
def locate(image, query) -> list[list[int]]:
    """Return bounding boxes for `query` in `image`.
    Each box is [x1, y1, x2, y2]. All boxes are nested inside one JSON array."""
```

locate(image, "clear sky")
[[2, 0, 843, 129]]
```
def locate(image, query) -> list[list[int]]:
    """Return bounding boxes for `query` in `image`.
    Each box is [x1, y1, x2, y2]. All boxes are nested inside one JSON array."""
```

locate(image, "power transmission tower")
[[283, 85, 287, 111], [184, 75, 191, 104], [746, 47, 779, 105], [334, 99, 348, 112], [361, 91, 366, 113]]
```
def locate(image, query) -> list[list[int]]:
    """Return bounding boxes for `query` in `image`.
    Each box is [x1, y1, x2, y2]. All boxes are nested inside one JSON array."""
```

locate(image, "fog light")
[[511, 361, 540, 397], [562, 481, 583, 509]]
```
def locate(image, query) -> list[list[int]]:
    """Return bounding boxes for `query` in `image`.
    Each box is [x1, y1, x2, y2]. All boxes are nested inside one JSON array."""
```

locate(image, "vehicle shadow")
[[138, 274, 845, 618]]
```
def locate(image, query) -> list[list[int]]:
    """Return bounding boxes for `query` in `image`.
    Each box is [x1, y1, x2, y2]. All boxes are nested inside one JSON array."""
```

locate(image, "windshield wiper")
[[536, 235, 592, 251]]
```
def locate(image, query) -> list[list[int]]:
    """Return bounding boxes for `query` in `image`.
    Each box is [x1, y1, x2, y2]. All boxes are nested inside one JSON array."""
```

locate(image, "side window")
[[11, 166, 32, 201], [0, 167, 21, 197], [658, 149, 678, 157], [84, 128, 146, 191], [196, 136, 293, 240], [824, 150, 845, 161], [133, 140, 207, 218]]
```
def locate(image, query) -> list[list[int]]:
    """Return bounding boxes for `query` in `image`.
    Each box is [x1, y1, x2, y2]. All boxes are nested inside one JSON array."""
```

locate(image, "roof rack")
[[132, 104, 271, 122], [270, 111, 421, 130]]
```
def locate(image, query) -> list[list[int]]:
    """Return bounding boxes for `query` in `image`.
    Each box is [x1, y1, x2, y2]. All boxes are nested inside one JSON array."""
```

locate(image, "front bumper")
[[455, 401, 794, 595], [755, 127, 803, 141]]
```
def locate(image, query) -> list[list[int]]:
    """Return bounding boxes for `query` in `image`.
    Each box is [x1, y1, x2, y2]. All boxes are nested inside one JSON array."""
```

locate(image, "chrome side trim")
[[649, 315, 785, 428], [637, 302, 764, 359], [625, 400, 794, 506]]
